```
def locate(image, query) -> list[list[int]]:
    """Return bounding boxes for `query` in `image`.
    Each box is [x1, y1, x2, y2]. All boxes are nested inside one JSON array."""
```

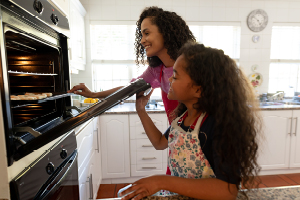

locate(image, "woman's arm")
[[68, 84, 123, 98], [121, 175, 238, 200], [136, 91, 168, 150]]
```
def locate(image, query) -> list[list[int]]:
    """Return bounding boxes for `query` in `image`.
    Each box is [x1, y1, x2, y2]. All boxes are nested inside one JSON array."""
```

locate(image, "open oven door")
[[13, 78, 151, 160]]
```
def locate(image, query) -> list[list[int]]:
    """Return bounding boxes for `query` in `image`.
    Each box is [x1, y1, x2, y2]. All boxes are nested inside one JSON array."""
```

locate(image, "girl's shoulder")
[[200, 114, 216, 136]]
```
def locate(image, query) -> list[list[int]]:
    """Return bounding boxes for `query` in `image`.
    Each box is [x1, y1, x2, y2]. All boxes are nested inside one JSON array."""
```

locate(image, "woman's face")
[[140, 18, 167, 58]]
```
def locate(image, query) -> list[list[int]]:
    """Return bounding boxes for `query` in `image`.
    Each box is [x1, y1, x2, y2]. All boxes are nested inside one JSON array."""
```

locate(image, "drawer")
[[131, 163, 167, 177], [130, 124, 164, 139], [130, 139, 168, 165], [130, 138, 156, 152], [130, 150, 163, 165], [129, 114, 167, 139]]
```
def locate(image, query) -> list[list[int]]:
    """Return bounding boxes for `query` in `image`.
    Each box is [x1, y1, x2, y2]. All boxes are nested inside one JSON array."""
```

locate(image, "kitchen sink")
[[260, 102, 300, 106]]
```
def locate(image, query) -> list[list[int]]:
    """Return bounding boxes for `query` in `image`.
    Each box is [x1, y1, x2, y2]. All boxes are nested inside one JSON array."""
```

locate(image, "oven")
[[9, 131, 80, 200], [0, 1, 151, 199], [0, 0, 151, 165]]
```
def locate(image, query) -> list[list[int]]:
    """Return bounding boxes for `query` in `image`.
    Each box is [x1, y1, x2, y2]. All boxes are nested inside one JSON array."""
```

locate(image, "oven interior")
[[4, 27, 72, 151]]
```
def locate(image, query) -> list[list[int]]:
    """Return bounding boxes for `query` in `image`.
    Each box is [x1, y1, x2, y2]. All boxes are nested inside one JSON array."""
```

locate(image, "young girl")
[[68, 6, 196, 123], [119, 42, 262, 200]]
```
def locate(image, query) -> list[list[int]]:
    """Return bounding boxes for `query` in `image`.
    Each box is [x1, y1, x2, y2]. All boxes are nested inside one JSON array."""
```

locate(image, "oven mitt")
[[117, 184, 134, 198]]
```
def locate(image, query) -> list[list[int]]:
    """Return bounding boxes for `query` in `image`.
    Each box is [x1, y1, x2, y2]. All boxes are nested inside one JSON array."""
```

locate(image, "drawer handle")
[[142, 167, 157, 169], [142, 157, 156, 160], [142, 145, 153, 147], [142, 132, 146, 134]]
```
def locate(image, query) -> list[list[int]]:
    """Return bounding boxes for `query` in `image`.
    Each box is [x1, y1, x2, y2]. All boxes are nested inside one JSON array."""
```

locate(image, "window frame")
[[269, 23, 300, 93], [91, 21, 241, 99]]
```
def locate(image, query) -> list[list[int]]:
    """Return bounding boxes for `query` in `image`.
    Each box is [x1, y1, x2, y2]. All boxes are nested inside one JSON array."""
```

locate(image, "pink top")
[[131, 64, 173, 93]]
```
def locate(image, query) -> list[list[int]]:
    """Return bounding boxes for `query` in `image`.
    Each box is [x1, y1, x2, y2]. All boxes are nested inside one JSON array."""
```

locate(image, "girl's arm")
[[121, 175, 238, 200], [136, 91, 168, 150]]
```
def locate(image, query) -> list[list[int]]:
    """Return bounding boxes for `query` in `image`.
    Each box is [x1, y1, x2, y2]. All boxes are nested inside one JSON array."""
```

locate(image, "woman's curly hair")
[[174, 41, 263, 198], [135, 6, 196, 67]]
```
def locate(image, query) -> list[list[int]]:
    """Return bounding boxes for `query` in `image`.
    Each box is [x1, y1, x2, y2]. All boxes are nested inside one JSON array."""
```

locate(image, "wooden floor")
[[96, 173, 300, 199]]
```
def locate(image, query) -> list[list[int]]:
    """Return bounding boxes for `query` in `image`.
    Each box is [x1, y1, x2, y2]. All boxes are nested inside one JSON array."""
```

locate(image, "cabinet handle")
[[141, 132, 146, 134], [289, 117, 293, 135], [86, 174, 93, 199], [142, 157, 156, 160], [69, 47, 72, 60], [142, 145, 154, 147], [142, 167, 157, 169], [294, 117, 298, 136], [95, 128, 100, 153]]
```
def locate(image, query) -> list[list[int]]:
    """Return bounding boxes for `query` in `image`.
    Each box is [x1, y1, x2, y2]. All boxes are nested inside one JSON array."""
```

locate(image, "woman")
[[68, 6, 196, 123]]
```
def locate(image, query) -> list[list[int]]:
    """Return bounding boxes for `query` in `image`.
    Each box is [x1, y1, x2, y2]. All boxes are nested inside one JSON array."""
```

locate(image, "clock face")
[[247, 9, 268, 32]]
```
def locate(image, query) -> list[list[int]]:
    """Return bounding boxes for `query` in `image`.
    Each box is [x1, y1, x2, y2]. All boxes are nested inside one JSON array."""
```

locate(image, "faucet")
[[269, 92, 284, 101]]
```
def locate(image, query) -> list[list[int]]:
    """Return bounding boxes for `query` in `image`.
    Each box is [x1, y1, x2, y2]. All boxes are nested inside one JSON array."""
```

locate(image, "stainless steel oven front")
[[9, 131, 79, 200]]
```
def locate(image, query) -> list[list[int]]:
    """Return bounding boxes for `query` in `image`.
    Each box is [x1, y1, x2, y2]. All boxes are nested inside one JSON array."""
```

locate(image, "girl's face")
[[168, 55, 201, 103], [140, 18, 167, 58]]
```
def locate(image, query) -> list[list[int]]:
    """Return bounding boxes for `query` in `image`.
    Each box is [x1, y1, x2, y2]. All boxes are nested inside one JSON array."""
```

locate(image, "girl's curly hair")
[[135, 7, 196, 67], [174, 41, 263, 198]]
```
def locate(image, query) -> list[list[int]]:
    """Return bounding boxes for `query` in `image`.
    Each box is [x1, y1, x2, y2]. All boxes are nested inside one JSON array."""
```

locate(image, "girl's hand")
[[135, 89, 153, 113], [120, 175, 162, 200]]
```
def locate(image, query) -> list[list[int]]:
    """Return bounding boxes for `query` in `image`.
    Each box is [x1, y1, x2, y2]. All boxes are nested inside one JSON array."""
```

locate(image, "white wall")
[[73, 0, 300, 94]]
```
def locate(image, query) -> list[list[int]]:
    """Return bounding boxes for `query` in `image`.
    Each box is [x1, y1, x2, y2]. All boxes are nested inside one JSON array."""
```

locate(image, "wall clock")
[[247, 9, 268, 32]]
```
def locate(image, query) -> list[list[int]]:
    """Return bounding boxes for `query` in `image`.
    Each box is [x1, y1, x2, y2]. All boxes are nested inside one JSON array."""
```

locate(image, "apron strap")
[[177, 111, 203, 132]]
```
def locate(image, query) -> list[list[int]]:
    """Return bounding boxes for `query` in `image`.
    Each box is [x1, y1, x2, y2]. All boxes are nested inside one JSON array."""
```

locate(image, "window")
[[189, 25, 240, 59], [91, 24, 241, 99], [269, 26, 300, 94]]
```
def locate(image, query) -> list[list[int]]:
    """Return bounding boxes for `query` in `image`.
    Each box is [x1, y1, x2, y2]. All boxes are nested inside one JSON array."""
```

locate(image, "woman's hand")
[[120, 175, 163, 200], [135, 89, 153, 113], [67, 83, 94, 97]]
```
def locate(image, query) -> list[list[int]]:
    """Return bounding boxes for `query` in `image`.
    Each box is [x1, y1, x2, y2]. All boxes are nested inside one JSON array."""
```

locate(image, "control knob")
[[33, 0, 44, 14], [46, 162, 55, 175], [50, 13, 59, 25], [60, 149, 68, 159]]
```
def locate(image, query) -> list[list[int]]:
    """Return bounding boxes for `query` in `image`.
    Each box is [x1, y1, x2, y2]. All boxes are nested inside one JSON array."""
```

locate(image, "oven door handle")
[[33, 150, 78, 200]]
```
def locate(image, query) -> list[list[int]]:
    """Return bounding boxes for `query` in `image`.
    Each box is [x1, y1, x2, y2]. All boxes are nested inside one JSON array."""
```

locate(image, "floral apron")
[[157, 111, 216, 196]]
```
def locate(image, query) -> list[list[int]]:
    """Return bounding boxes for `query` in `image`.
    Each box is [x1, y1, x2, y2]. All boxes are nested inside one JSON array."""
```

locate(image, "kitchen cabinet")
[[258, 110, 292, 170], [77, 117, 102, 200], [48, 0, 70, 17], [92, 117, 102, 199], [99, 113, 168, 182], [290, 110, 300, 168], [129, 114, 168, 177], [100, 114, 130, 179], [258, 110, 300, 172], [69, 0, 86, 71]]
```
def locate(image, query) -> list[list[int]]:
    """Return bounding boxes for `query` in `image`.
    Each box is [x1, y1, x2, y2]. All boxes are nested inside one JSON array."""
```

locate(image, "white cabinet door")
[[69, 0, 86, 71], [92, 117, 102, 198], [77, 121, 94, 177], [100, 114, 130, 178], [258, 110, 292, 170], [290, 110, 300, 168], [76, 120, 94, 200]]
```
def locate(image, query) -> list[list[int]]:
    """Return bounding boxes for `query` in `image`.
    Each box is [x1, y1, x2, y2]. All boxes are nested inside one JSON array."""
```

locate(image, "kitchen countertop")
[[97, 185, 300, 200], [79, 102, 300, 115], [81, 102, 166, 114]]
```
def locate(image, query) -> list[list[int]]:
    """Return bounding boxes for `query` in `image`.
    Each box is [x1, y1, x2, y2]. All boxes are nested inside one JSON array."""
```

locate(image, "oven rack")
[[8, 70, 58, 76], [11, 93, 74, 108]]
